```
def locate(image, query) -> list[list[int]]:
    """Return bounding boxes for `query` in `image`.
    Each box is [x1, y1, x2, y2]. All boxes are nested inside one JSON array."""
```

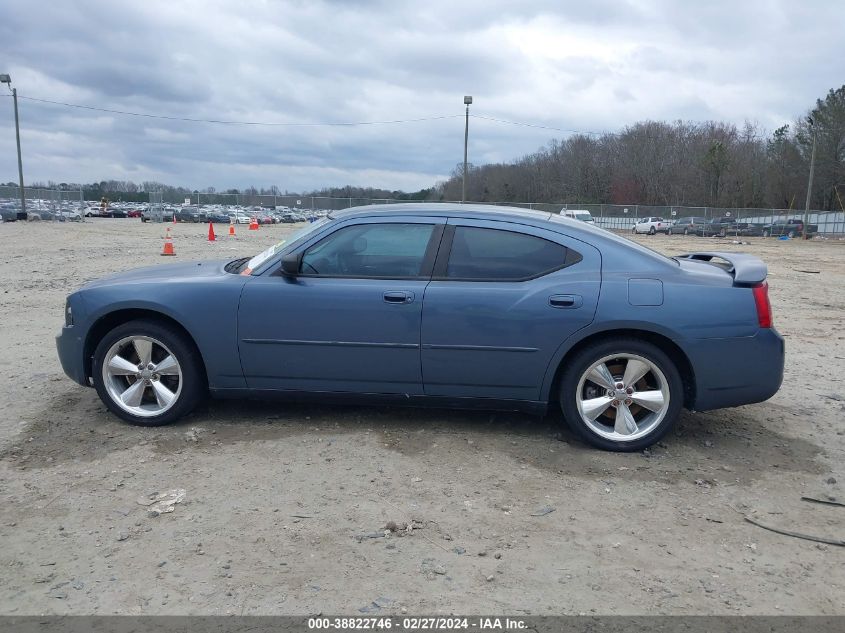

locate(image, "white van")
[[562, 209, 595, 225]]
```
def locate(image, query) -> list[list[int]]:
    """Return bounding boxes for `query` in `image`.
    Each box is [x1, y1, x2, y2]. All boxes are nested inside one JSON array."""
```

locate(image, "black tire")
[[787, 230, 796, 238], [648, 227, 655, 235], [631, 226, 637, 234], [719, 228, 726, 237], [762, 230, 769, 237], [683, 228, 689, 235], [558, 337, 684, 452], [92, 319, 206, 426]]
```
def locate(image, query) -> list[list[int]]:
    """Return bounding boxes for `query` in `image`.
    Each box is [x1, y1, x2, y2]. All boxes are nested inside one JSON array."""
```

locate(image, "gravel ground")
[[0, 218, 843, 615]]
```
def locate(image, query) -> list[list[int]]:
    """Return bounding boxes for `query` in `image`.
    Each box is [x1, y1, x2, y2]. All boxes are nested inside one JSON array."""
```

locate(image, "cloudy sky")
[[1, 0, 843, 192]]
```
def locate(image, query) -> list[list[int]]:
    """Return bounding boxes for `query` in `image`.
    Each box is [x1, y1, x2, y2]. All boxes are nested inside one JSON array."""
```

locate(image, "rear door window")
[[443, 226, 577, 281]]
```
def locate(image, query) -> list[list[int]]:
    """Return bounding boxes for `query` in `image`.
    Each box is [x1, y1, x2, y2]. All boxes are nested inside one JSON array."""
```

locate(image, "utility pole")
[[803, 116, 816, 240], [1, 74, 26, 220], [462, 95, 472, 203]]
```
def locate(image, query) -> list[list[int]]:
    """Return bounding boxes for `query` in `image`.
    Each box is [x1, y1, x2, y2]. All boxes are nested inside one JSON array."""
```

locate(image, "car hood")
[[81, 259, 235, 289]]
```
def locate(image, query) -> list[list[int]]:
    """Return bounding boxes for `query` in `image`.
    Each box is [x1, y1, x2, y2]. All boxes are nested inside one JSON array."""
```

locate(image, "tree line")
[[434, 85, 845, 211]]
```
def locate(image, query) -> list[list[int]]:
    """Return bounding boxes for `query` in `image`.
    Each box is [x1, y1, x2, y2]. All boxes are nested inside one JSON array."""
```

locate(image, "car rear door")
[[237, 217, 443, 394], [420, 218, 601, 401]]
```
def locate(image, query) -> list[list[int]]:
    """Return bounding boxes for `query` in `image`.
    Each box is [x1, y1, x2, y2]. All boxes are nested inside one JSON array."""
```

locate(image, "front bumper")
[[56, 325, 89, 387], [685, 328, 785, 411]]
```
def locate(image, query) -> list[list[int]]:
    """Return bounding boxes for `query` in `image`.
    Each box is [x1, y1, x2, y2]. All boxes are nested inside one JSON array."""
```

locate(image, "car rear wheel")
[[683, 228, 689, 235], [558, 338, 683, 451], [648, 227, 656, 235], [92, 320, 205, 426]]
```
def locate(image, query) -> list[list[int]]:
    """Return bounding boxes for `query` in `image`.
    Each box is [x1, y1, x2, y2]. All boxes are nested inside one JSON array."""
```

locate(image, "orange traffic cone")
[[228, 222, 236, 236], [249, 217, 259, 231], [208, 222, 216, 242], [172, 214, 177, 224], [161, 227, 175, 256]]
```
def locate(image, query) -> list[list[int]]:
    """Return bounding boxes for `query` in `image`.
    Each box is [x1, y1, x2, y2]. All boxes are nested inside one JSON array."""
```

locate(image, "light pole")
[[0, 74, 26, 220], [462, 95, 472, 203], [802, 115, 816, 240]]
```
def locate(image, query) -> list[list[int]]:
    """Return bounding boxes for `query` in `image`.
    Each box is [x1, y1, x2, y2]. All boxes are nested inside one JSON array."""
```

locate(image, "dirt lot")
[[0, 219, 843, 615]]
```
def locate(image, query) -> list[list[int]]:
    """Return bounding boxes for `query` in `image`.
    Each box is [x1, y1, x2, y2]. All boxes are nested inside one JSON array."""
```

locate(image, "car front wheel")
[[92, 320, 205, 426], [558, 338, 683, 451]]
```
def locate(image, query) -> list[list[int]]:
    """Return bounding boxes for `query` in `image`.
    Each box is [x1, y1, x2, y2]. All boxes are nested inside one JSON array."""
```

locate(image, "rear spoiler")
[[677, 251, 767, 285]]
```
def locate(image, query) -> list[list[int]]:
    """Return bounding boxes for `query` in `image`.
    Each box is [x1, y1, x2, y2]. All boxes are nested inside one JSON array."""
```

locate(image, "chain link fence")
[[2, 185, 843, 236], [549, 203, 844, 236], [0, 185, 85, 221]]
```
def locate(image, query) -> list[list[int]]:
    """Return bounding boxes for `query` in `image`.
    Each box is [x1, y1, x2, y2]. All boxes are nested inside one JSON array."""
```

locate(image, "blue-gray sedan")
[[56, 204, 784, 451]]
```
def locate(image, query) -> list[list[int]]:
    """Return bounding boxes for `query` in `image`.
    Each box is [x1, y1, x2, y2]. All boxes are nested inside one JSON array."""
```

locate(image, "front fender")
[[79, 279, 248, 390]]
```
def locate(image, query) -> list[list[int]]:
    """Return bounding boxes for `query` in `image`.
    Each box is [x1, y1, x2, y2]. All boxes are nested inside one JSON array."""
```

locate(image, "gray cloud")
[[1, 0, 843, 192]]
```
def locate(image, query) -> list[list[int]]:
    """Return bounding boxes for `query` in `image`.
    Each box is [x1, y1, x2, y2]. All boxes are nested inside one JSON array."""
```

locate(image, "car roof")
[[329, 202, 553, 223]]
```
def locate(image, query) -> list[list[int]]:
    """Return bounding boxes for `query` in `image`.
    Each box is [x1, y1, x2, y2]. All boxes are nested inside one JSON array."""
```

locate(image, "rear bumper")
[[685, 328, 784, 411], [56, 326, 89, 387]]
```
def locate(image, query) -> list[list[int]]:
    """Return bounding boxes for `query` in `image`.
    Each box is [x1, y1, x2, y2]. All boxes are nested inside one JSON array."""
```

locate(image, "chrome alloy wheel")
[[575, 353, 671, 442], [102, 336, 182, 418]]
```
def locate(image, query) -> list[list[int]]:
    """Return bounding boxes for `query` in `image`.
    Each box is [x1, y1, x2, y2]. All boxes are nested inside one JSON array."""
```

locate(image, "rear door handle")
[[383, 291, 415, 304], [549, 294, 582, 309]]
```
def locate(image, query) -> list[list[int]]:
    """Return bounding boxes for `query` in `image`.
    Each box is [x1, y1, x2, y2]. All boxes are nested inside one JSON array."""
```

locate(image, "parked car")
[[699, 217, 748, 237], [127, 209, 143, 218], [742, 223, 769, 237], [142, 207, 173, 223], [1, 205, 21, 222], [632, 217, 670, 235], [59, 210, 83, 222], [205, 211, 233, 224], [668, 217, 707, 235], [562, 209, 595, 225], [56, 204, 783, 452], [173, 209, 199, 223], [762, 218, 817, 238]]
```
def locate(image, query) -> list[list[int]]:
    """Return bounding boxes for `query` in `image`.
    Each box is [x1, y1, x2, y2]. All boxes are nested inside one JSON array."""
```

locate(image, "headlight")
[[65, 302, 73, 326]]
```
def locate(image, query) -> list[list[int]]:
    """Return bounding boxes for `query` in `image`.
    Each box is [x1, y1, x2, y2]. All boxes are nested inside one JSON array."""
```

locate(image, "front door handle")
[[383, 291, 414, 304], [549, 294, 582, 309]]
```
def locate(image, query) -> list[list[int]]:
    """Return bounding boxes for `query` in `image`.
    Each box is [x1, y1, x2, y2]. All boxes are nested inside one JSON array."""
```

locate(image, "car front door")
[[237, 218, 443, 394], [420, 219, 601, 401]]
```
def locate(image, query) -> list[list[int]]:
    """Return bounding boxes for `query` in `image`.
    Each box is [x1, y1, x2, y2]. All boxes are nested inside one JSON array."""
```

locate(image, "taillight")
[[752, 281, 772, 328]]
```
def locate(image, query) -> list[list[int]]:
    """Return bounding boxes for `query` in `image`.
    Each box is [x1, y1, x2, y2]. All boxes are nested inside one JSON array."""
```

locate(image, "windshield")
[[243, 217, 330, 273], [574, 213, 593, 222]]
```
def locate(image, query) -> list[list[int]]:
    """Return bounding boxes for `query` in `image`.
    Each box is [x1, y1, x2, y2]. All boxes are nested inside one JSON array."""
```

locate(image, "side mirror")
[[281, 252, 301, 277]]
